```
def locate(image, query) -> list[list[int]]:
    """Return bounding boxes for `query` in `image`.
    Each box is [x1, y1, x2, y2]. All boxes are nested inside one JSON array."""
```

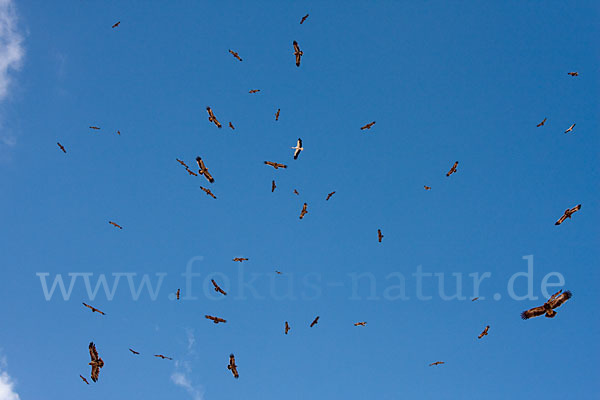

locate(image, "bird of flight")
[[378, 229, 384, 243], [129, 349, 140, 355], [154, 354, 173, 360], [79, 375, 89, 384], [249, 89, 260, 94], [429, 361, 445, 367], [360, 121, 376, 130], [555, 204, 581, 225], [108, 221, 123, 229], [300, 13, 309, 24], [326, 191, 336, 200], [211, 279, 227, 295], [521, 290, 572, 320], [228, 49, 242, 61], [285, 321, 290, 334], [227, 354, 239, 379], [567, 72, 579, 76], [291, 138, 303, 159], [354, 322, 367, 327], [275, 108, 280, 121], [564, 123, 576, 133], [82, 303, 105, 315], [424, 185, 431, 190], [478, 325, 490, 339], [186, 168, 198, 176], [88, 342, 104, 382], [206, 315, 227, 324], [228, 122, 235, 130], [89, 126, 100, 130], [446, 161, 459, 177], [264, 161, 287, 169], [471, 297, 480, 302], [206, 106, 222, 128], [176, 158, 189, 168], [293, 41, 303, 67], [293, 189, 299, 195], [275, 270, 282, 275], [299, 203, 308, 219], [310, 316, 320, 327], [112, 21, 120, 28], [56, 142, 66, 153], [537, 118, 547, 127], [196, 157, 215, 183], [200, 186, 217, 199], [176, 288, 180, 300], [233, 257, 248, 262], [271, 180, 276, 192]]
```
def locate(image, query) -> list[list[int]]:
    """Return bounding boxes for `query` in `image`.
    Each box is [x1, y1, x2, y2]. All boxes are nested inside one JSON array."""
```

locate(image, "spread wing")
[[520, 305, 546, 320], [91, 364, 100, 382], [549, 290, 572, 309], [272, 180, 276, 192], [203, 169, 215, 183], [555, 212, 568, 225], [310, 316, 319, 327], [570, 204, 582, 214], [129, 348, 139, 355], [80, 375, 89, 384], [275, 109, 280, 120], [89, 342, 99, 362]]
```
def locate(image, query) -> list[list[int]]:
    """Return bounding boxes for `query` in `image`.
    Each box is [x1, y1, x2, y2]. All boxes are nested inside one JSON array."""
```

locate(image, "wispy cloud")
[[0, 357, 21, 400], [171, 372, 204, 400], [171, 329, 204, 400]]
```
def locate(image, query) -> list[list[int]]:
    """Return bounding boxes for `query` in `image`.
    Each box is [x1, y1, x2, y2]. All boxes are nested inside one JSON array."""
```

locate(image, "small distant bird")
[[293, 41, 303, 67], [80, 375, 89, 384], [129, 349, 140, 355], [185, 168, 198, 177], [300, 13, 309, 24], [176, 289, 180, 300], [229, 49, 242, 61], [429, 361, 445, 367], [228, 122, 235, 131], [249, 89, 260, 94], [293, 189, 299, 195], [264, 161, 287, 170], [360, 121, 376, 130], [564, 123, 576, 133], [206, 107, 222, 128], [116, 130, 121, 135], [272, 180, 276, 192], [299, 203, 308, 219], [354, 322, 367, 327], [424, 185, 431, 190], [567, 72, 579, 77], [57, 142, 66, 153], [89, 126, 100, 130], [326, 191, 336, 200], [176, 158, 189, 169], [285, 321, 290, 334], [154, 354, 173, 360], [88, 342, 104, 382], [378, 229, 384, 243], [82, 302, 105, 315], [233, 257, 248, 262], [211, 279, 227, 295], [555, 204, 581, 225], [109, 221, 123, 230], [521, 290, 572, 320], [275, 270, 282, 275], [446, 161, 459, 177], [291, 138, 303, 159], [471, 297, 479, 302], [536, 118, 547, 127], [196, 157, 215, 183], [112, 21, 120, 28], [200, 186, 217, 199], [310, 316, 320, 327], [478, 325, 490, 339], [228, 354, 239, 379], [205, 315, 227, 324], [275, 108, 280, 121]]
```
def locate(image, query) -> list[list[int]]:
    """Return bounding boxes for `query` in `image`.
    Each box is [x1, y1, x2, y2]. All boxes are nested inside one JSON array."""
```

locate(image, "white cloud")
[[0, 358, 20, 400], [171, 372, 204, 400], [0, 0, 24, 101]]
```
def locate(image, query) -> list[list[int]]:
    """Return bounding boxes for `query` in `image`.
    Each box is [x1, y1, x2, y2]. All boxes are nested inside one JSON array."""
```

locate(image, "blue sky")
[[0, 1, 599, 399]]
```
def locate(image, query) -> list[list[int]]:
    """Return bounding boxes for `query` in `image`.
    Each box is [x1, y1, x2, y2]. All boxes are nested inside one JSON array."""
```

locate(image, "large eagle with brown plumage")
[[521, 290, 572, 320], [88, 342, 104, 382], [555, 204, 581, 225]]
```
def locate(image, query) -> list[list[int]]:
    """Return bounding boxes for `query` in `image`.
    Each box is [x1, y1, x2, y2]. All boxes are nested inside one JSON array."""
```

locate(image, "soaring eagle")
[[200, 186, 217, 199], [79, 374, 89, 384], [285, 321, 290, 334], [108, 221, 123, 229], [228, 354, 239, 378], [205, 315, 227, 324], [567, 72, 578, 76], [521, 290, 572, 320], [57, 142, 67, 153], [354, 322, 367, 327], [424, 185, 431, 190], [229, 122, 235, 130], [264, 161, 287, 170], [233, 257, 248, 262], [446, 161, 458, 177], [176, 288, 180, 300], [429, 361, 445, 366], [249, 89, 260, 94], [360, 121, 376, 130], [206, 107, 222, 128], [129, 348, 140, 355], [112, 21, 120, 28], [275, 108, 280, 121], [478, 325, 490, 339], [536, 118, 547, 127], [471, 297, 479, 302], [154, 354, 173, 360], [176, 158, 189, 169], [564, 123, 576, 133], [291, 138, 303, 159], [196, 157, 215, 183], [555, 204, 581, 225], [300, 13, 309, 24], [310, 316, 320, 327], [326, 191, 336, 201], [293, 189, 299, 195], [88, 342, 104, 382], [272, 180, 277, 192], [293, 41, 303, 67], [89, 126, 100, 130], [82, 303, 105, 315], [211, 279, 227, 295], [228, 49, 242, 61], [299, 203, 308, 219], [378, 229, 384, 243]]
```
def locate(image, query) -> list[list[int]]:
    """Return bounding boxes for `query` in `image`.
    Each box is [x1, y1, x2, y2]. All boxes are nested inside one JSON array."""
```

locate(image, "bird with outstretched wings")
[[176, 288, 180, 300], [206, 315, 227, 324], [354, 322, 367, 327], [249, 89, 260, 94], [471, 297, 479, 302], [310, 316, 320, 327], [206, 107, 222, 128], [264, 161, 287, 170], [446, 161, 458, 177], [271, 180, 277, 192], [291, 138, 303, 160], [285, 321, 290, 334], [537, 118, 547, 127], [555, 204, 581, 225], [154, 354, 173, 360], [211, 279, 227, 296], [228, 122, 235, 130], [293, 41, 303, 67], [88, 342, 104, 382], [129, 348, 139, 355], [200, 186, 217, 199], [233, 257, 248, 262], [293, 189, 299, 195], [478, 325, 489, 339], [80, 374, 89, 384], [57, 142, 67, 153], [424, 185, 431, 190], [300, 13, 309, 24], [275, 108, 280, 121], [228, 354, 239, 378], [89, 126, 100, 130], [521, 290, 572, 320], [429, 361, 445, 366], [360, 121, 376, 130], [567, 72, 578, 76], [82, 303, 105, 315], [112, 21, 120, 28], [229, 49, 242, 61], [299, 203, 308, 219], [196, 157, 215, 183], [109, 221, 123, 230], [326, 191, 336, 200], [378, 229, 384, 243], [176, 158, 189, 169], [564, 123, 576, 133]]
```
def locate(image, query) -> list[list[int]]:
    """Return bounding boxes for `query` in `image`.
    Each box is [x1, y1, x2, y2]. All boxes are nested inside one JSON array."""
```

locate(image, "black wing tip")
[[520, 311, 529, 320], [554, 221, 560, 225], [563, 290, 572, 299]]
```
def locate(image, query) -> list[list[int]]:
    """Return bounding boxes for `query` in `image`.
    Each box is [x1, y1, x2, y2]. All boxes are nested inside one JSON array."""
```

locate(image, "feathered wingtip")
[[563, 290, 572, 300], [520, 311, 529, 320]]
